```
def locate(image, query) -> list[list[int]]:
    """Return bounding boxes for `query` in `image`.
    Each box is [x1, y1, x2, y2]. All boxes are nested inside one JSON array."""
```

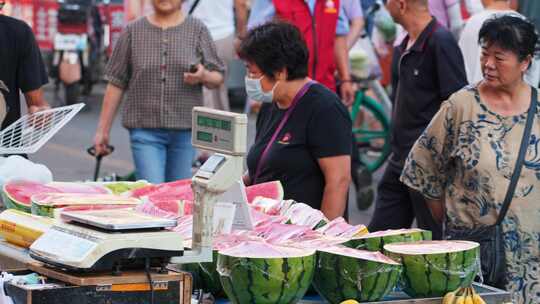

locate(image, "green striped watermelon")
[[217, 241, 315, 304], [384, 240, 480, 298], [2, 181, 58, 213], [312, 246, 401, 303], [345, 228, 432, 252]]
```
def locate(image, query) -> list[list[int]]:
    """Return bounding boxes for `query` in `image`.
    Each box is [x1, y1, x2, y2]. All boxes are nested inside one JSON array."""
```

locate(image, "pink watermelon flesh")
[[47, 182, 109, 194], [319, 246, 400, 265], [220, 241, 315, 258], [246, 181, 284, 203], [136, 199, 194, 219], [317, 217, 366, 238], [4, 181, 59, 207], [129, 179, 192, 198]]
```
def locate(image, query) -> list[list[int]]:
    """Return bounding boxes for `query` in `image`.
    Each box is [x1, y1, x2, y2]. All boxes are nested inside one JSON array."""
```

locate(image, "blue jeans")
[[129, 128, 195, 183]]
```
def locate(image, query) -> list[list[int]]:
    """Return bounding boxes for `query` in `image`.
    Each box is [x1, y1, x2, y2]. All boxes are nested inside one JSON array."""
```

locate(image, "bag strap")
[[188, 0, 202, 15], [495, 87, 537, 225], [253, 81, 315, 183]]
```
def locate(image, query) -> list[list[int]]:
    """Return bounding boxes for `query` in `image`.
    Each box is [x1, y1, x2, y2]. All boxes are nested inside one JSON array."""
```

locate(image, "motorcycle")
[[50, 0, 105, 105]]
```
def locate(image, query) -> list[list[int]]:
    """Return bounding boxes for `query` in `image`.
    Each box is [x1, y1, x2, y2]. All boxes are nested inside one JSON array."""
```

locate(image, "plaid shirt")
[[106, 17, 225, 129]]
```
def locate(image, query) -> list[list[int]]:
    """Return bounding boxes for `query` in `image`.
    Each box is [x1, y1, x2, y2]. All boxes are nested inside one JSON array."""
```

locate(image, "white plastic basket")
[[0, 103, 84, 155]]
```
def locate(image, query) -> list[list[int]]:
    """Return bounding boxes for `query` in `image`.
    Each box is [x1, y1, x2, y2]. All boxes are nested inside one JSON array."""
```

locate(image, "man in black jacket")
[[368, 0, 467, 240]]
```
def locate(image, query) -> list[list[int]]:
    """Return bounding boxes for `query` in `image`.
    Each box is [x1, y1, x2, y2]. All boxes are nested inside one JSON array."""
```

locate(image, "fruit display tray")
[[295, 283, 511, 304]]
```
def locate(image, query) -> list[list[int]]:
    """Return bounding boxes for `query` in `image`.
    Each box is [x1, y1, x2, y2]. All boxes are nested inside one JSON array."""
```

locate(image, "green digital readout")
[[197, 131, 213, 143], [197, 116, 231, 131]]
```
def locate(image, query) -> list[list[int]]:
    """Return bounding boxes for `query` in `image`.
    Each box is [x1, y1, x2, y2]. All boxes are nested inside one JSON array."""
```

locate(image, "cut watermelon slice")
[[246, 181, 284, 203], [2, 181, 59, 212]]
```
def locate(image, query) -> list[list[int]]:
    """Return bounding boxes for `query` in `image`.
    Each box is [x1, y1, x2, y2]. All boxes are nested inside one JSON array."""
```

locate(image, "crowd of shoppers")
[[3, 0, 539, 302]]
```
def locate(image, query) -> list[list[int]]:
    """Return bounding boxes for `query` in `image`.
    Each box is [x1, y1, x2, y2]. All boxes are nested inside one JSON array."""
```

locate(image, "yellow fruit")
[[340, 300, 360, 304], [455, 295, 466, 304], [442, 291, 456, 304], [472, 294, 487, 304]]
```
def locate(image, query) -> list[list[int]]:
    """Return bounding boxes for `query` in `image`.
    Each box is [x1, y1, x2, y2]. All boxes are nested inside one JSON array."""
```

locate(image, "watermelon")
[[384, 240, 480, 298], [217, 241, 315, 304], [317, 217, 368, 239], [280, 203, 328, 229], [46, 182, 109, 194], [128, 179, 192, 198], [31, 193, 140, 218], [246, 181, 284, 203], [136, 197, 194, 219], [95, 181, 149, 195], [313, 246, 401, 303], [2, 181, 59, 213], [345, 228, 432, 252]]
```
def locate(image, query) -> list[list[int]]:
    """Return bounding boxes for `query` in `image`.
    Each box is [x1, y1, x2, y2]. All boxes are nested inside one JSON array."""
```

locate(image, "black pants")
[[368, 162, 442, 240]]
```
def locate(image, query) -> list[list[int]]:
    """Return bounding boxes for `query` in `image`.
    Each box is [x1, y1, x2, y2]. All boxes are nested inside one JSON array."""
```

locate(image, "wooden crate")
[[5, 268, 192, 304]]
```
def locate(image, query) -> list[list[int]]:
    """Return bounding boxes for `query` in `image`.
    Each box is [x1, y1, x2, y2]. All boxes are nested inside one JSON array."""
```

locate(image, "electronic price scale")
[[29, 107, 248, 272]]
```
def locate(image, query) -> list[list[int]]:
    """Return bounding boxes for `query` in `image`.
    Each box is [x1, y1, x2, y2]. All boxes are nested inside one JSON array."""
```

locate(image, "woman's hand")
[[93, 84, 124, 157], [184, 64, 206, 85], [184, 64, 224, 89], [93, 130, 112, 156]]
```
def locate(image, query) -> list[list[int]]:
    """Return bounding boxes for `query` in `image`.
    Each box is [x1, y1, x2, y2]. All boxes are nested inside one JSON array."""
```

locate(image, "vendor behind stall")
[[401, 15, 540, 304], [240, 22, 352, 220]]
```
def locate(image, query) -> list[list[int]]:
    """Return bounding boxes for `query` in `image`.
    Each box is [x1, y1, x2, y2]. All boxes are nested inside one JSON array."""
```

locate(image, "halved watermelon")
[[31, 193, 140, 218], [46, 182, 110, 194], [246, 181, 284, 203], [129, 179, 192, 198], [2, 181, 59, 213], [217, 241, 316, 304]]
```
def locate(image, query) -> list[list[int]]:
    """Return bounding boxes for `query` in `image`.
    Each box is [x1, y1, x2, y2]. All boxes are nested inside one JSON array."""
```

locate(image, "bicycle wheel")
[[351, 92, 391, 172]]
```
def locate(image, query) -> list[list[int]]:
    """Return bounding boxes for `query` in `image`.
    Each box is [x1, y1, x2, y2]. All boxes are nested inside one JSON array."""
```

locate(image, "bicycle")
[[350, 76, 392, 173]]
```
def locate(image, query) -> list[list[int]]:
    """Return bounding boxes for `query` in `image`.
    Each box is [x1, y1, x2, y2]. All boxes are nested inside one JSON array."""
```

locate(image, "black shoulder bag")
[[188, 0, 202, 15], [445, 87, 537, 288]]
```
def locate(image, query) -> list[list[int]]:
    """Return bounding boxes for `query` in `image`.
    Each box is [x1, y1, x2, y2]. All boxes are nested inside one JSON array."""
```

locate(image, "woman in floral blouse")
[[401, 15, 539, 304]]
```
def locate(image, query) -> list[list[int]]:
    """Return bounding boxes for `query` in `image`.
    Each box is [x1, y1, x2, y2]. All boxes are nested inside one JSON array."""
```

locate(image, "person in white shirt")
[[182, 0, 248, 111], [458, 0, 540, 86]]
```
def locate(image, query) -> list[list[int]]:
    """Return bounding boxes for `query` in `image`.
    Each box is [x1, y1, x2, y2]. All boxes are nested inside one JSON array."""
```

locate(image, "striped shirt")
[[105, 16, 225, 129]]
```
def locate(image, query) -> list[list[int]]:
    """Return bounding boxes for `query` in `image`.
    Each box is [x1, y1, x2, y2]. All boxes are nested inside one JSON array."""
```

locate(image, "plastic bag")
[[0, 156, 53, 190], [350, 36, 382, 79]]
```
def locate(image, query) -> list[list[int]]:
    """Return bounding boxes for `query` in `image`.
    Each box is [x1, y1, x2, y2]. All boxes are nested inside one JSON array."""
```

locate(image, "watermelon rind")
[[384, 240, 480, 298], [1, 187, 30, 213], [312, 246, 402, 303], [345, 228, 432, 252], [217, 243, 315, 304]]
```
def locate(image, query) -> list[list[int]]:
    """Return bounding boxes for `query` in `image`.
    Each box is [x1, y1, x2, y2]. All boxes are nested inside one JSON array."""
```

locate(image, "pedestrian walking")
[[402, 15, 540, 303], [93, 0, 225, 183], [0, 1, 50, 131], [368, 0, 467, 240]]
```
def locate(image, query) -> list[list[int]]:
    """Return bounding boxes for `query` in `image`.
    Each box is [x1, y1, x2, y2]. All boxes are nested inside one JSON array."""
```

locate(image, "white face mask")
[[245, 76, 278, 103]]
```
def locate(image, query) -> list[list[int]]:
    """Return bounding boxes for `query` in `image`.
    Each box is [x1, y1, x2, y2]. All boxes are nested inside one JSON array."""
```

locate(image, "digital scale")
[[29, 107, 248, 272]]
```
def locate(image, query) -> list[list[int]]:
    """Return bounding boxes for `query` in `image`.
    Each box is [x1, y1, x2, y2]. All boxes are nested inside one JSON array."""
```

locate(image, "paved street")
[[26, 83, 376, 226]]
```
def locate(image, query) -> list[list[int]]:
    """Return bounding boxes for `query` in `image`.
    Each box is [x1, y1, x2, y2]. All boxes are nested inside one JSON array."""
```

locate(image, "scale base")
[[30, 248, 184, 274]]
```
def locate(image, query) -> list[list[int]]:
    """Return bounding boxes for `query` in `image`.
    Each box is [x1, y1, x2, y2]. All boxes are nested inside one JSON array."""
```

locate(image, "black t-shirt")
[[0, 15, 48, 129], [390, 18, 466, 167], [247, 83, 352, 210]]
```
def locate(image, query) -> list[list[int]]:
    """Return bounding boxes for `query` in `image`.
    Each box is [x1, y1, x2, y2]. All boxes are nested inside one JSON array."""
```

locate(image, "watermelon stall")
[[0, 178, 512, 303]]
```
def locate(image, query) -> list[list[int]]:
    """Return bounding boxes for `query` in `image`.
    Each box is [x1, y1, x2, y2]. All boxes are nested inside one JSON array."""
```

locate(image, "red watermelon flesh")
[[246, 181, 284, 203], [4, 181, 59, 207], [129, 179, 192, 198]]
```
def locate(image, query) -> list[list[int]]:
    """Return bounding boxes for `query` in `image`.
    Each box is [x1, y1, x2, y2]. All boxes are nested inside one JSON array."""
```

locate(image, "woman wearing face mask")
[[93, 0, 225, 183], [401, 15, 539, 303], [240, 22, 353, 220]]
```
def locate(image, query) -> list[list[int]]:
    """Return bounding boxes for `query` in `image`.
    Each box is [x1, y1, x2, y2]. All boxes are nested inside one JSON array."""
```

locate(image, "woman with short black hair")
[[402, 15, 540, 303], [240, 22, 352, 220]]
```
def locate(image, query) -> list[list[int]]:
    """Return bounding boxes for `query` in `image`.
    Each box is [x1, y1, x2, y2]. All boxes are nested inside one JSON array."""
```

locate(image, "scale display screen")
[[197, 116, 231, 131], [192, 107, 247, 155], [197, 131, 213, 143]]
